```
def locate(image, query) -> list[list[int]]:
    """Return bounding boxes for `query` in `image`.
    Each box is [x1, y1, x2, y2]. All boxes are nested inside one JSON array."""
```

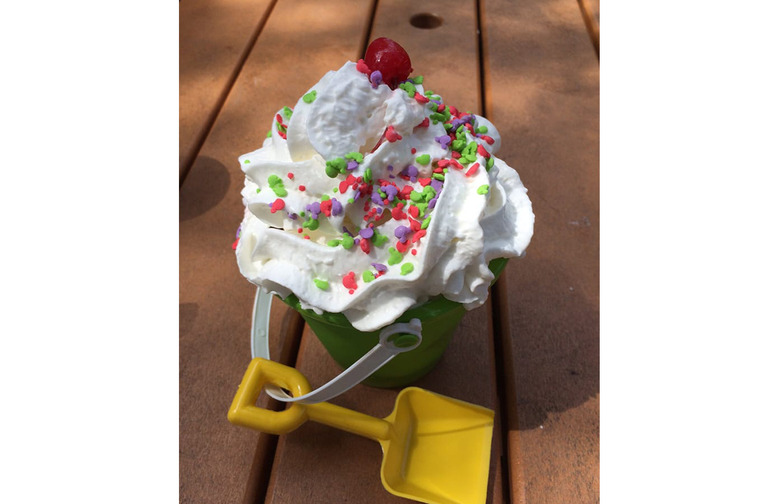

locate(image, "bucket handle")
[[251, 288, 422, 404]]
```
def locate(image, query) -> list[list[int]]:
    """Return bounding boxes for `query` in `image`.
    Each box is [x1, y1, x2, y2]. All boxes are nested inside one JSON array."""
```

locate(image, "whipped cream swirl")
[[236, 62, 533, 331]]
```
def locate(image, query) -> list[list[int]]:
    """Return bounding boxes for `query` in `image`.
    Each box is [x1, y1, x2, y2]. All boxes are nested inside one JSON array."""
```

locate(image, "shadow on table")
[[180, 155, 232, 222]]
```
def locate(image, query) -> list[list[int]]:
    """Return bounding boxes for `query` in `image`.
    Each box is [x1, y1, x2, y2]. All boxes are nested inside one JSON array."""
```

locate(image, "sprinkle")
[[477, 184, 490, 195], [408, 205, 420, 219], [302, 90, 317, 103], [341, 233, 354, 249], [481, 134, 495, 145], [391, 204, 406, 220], [477, 144, 491, 159], [270, 198, 285, 213], [314, 278, 329, 290], [394, 225, 411, 243], [327, 239, 341, 247], [411, 229, 427, 243], [345, 152, 364, 163], [370, 70, 383, 88], [268, 174, 288, 196], [359, 228, 374, 239], [486, 157, 495, 171], [388, 247, 403, 265], [385, 125, 403, 142], [243, 159, 250, 164], [398, 81, 416, 98], [299, 185, 306, 191], [435, 135, 451, 149], [371, 232, 388, 246], [360, 238, 371, 254], [362, 270, 375, 283], [356, 59, 371, 75], [331, 199, 343, 216], [421, 216, 431, 229], [432, 173, 445, 181], [409, 190, 423, 203], [287, 172, 294, 179], [400, 263, 414, 275], [342, 272, 358, 291], [465, 163, 480, 177], [282, 106, 293, 120], [305, 201, 321, 219], [415, 154, 431, 165], [372, 262, 388, 273], [412, 75, 424, 85], [415, 117, 430, 129], [232, 238, 239, 250], [256, 188, 261, 193], [476, 125, 489, 134], [396, 240, 409, 253]]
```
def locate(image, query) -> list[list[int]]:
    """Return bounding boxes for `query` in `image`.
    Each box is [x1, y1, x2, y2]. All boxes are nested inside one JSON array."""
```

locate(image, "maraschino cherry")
[[362, 37, 412, 89]]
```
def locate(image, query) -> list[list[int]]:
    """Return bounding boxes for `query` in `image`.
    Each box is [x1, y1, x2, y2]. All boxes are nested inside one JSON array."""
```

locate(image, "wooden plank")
[[481, 0, 600, 502], [179, 0, 376, 501], [577, 0, 600, 56], [262, 1, 506, 502], [179, 0, 276, 181]]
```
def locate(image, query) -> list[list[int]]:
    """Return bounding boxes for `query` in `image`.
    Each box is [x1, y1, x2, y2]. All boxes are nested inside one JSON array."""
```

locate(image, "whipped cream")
[[236, 62, 533, 331]]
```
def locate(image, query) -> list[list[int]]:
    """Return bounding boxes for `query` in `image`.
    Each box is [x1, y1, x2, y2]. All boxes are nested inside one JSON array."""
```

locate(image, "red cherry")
[[364, 37, 413, 89]]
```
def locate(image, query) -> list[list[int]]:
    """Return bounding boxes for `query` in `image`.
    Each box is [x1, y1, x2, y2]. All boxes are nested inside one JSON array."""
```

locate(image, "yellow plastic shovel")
[[228, 358, 494, 504]]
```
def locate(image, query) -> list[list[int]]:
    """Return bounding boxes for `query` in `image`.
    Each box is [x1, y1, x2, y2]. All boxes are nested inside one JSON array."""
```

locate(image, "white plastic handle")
[[250, 288, 422, 404]]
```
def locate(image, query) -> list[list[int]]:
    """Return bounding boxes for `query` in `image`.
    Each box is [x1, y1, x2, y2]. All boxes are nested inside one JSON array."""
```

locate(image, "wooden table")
[[180, 1, 599, 502]]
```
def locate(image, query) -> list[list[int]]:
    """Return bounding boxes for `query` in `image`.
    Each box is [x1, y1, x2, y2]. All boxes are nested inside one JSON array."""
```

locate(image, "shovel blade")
[[380, 387, 494, 504]]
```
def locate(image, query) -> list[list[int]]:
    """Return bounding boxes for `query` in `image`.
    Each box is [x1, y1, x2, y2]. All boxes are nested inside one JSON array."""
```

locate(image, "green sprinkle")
[[412, 75, 424, 85], [302, 90, 317, 103], [256, 188, 261, 193], [444, 123, 453, 132], [451, 139, 466, 152], [325, 163, 339, 178], [362, 271, 375, 283], [266, 130, 273, 138], [333, 187, 339, 193], [486, 157, 495, 170], [477, 184, 490, 195], [410, 190, 423, 203], [268, 175, 287, 197], [313, 278, 329, 290], [371, 232, 389, 247], [345, 152, 364, 163], [282, 106, 293, 120], [416, 202, 428, 215], [364, 167, 373, 184], [421, 216, 431, 229], [327, 239, 341, 247], [400, 263, 414, 275], [423, 186, 436, 199], [341, 233, 354, 249], [388, 247, 403, 265], [302, 216, 319, 230], [430, 112, 446, 124], [348, 198, 355, 204], [243, 159, 250, 164], [432, 172, 445, 181], [415, 154, 431, 165], [272, 185, 287, 197], [268, 174, 282, 186], [398, 82, 416, 98], [476, 125, 488, 134]]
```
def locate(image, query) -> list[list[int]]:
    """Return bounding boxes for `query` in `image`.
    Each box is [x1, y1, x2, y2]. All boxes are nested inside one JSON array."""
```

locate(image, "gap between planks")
[[240, 305, 305, 504], [179, 0, 279, 187]]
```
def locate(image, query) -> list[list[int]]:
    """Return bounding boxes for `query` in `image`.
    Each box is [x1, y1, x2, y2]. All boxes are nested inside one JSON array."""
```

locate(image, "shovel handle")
[[227, 358, 312, 435]]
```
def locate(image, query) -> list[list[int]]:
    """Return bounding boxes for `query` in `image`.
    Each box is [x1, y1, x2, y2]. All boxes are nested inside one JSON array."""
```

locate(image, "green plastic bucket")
[[282, 258, 508, 388]]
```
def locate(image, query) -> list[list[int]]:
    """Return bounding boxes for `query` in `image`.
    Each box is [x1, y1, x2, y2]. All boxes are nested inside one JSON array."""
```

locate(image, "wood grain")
[[179, 0, 276, 180], [482, 0, 600, 502]]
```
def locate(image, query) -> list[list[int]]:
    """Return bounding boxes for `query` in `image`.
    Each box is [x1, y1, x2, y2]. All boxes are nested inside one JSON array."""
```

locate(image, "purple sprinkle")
[[428, 197, 438, 210], [384, 185, 398, 200], [371, 192, 385, 206], [331, 199, 343, 216], [370, 70, 383, 89], [235, 225, 241, 239], [346, 160, 359, 171], [406, 165, 418, 177], [289, 213, 298, 220], [354, 236, 361, 245], [305, 202, 321, 219], [394, 225, 411, 243], [435, 135, 451, 149], [371, 263, 388, 272], [431, 179, 444, 192], [359, 228, 374, 239], [387, 165, 394, 172]]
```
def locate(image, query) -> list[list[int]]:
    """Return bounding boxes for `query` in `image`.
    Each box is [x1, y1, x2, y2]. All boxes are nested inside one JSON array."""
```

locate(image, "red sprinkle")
[[477, 144, 490, 159], [298, 185, 306, 191], [452, 151, 461, 159], [396, 240, 409, 253], [399, 186, 414, 199], [320, 199, 333, 217], [342, 271, 358, 290], [411, 248, 418, 256], [450, 160, 464, 170], [270, 198, 285, 213], [297, 228, 302, 233], [465, 163, 479, 177], [360, 238, 370, 254], [409, 219, 421, 232], [287, 172, 294, 179], [414, 92, 429, 104], [356, 59, 372, 75], [481, 135, 495, 145], [415, 117, 430, 129], [276, 114, 284, 124], [408, 205, 420, 219], [437, 103, 446, 113], [391, 204, 407, 220], [418, 177, 431, 186], [385, 125, 403, 142], [411, 148, 416, 154], [412, 229, 427, 243], [232, 238, 239, 250]]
